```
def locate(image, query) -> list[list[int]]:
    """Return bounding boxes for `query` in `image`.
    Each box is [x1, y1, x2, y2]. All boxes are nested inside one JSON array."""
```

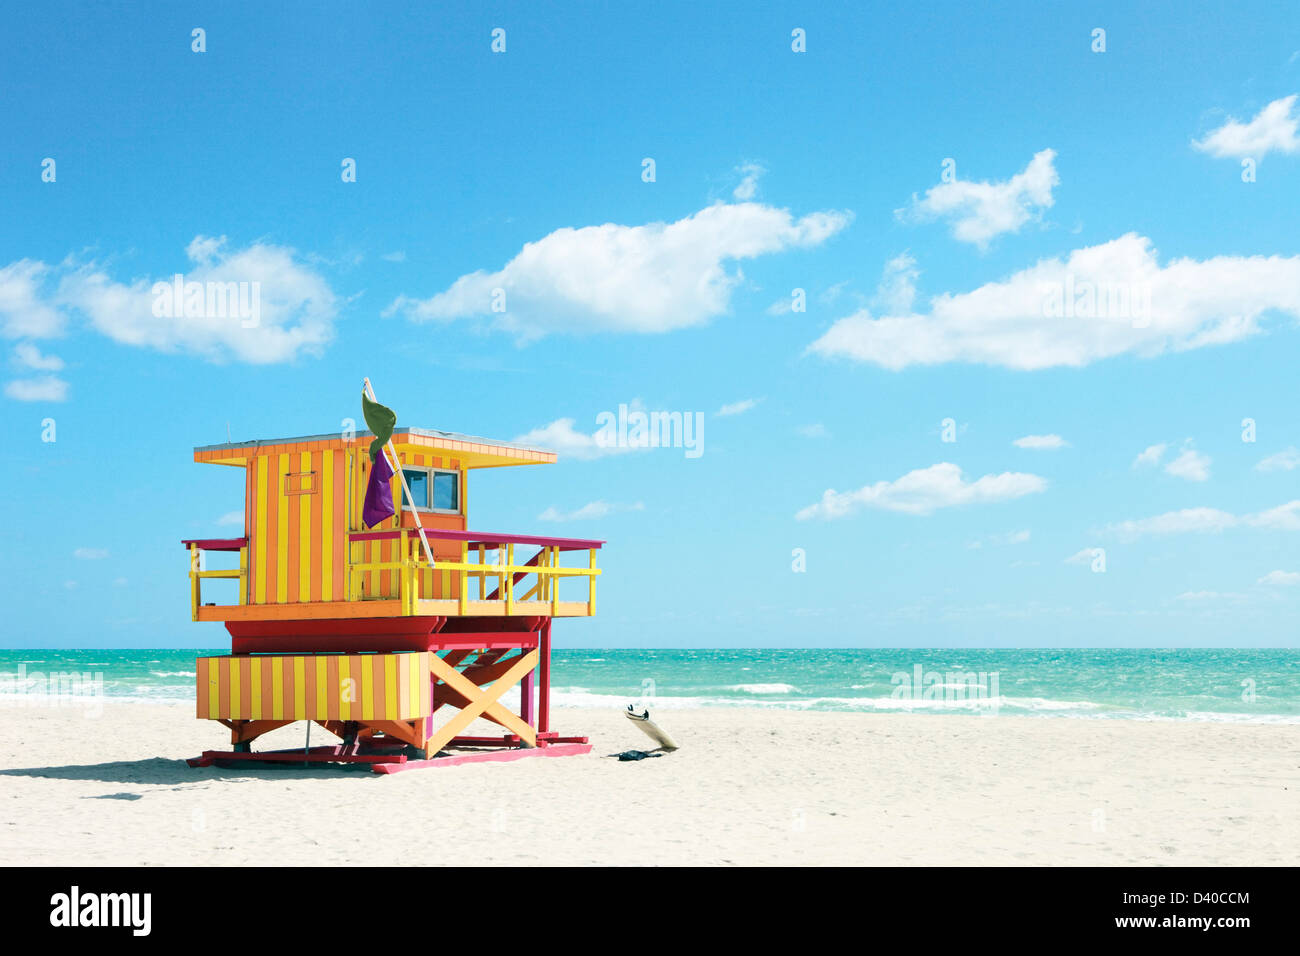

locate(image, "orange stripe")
[[265, 457, 278, 604], [310, 451, 323, 602], [326, 655, 339, 721]]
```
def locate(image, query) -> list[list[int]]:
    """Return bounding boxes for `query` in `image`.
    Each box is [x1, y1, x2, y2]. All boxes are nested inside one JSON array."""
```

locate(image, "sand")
[[0, 701, 1296, 866]]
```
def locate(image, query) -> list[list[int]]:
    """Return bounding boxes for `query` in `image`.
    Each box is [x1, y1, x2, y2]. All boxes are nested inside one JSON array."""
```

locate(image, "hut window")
[[401, 467, 459, 513], [432, 471, 459, 511], [402, 469, 429, 509]]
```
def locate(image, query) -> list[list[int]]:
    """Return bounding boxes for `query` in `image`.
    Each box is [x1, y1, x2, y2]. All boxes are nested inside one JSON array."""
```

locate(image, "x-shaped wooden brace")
[[425, 649, 539, 755]]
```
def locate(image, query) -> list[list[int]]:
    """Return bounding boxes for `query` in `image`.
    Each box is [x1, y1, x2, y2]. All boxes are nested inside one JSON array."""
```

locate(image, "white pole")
[[362, 377, 436, 570]]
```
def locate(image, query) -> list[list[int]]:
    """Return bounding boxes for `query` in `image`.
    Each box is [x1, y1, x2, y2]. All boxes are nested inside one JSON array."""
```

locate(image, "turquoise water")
[[1, 648, 1297, 722]]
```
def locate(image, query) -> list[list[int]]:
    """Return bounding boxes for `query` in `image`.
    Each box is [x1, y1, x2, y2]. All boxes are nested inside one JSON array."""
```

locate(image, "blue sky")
[[2, 2, 1298, 648]]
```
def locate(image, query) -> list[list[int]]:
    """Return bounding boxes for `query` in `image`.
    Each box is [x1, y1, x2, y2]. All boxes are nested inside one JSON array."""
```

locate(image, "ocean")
[[1, 648, 1297, 722]]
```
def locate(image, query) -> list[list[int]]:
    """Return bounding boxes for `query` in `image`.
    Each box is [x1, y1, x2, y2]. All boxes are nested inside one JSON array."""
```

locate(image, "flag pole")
[[363, 377, 436, 570]]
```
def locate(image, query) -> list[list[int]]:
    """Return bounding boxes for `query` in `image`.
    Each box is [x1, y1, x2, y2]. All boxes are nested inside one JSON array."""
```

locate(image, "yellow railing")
[[187, 540, 248, 621], [346, 529, 601, 617]]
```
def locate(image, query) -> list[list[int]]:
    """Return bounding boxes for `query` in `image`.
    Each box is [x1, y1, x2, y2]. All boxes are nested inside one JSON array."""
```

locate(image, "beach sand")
[[1, 701, 1295, 866]]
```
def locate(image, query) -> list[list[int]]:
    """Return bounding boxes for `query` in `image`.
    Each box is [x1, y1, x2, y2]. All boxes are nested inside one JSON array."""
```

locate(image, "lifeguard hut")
[[183, 394, 602, 773]]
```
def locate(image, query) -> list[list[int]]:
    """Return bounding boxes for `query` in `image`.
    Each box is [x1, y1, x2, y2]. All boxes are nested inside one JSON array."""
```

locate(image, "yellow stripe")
[[276, 454, 289, 603], [385, 655, 398, 719], [299, 451, 311, 602], [271, 656, 284, 719], [339, 657, 350, 721], [229, 658, 241, 719], [250, 657, 262, 719], [255, 457, 269, 604], [408, 653, 419, 720], [360, 655, 374, 719], [322, 449, 334, 601], [293, 656, 306, 718], [316, 656, 328, 718]]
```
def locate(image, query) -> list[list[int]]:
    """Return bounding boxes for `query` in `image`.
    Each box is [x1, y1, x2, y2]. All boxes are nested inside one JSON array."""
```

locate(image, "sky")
[[1, 2, 1298, 648]]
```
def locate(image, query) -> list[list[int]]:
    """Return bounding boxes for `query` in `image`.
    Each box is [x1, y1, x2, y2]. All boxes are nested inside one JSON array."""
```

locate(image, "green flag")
[[361, 391, 396, 462]]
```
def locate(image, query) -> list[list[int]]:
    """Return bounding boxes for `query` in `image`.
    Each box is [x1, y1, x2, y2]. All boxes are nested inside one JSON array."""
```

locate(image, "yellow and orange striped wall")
[[196, 651, 432, 722], [231, 444, 465, 606]]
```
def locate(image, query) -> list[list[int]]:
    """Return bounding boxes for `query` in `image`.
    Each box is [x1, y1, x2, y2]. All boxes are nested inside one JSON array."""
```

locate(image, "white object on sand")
[[624, 704, 679, 751]]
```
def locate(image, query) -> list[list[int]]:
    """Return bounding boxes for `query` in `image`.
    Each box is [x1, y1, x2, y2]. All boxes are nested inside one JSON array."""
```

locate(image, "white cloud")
[[1251, 500, 1300, 530], [216, 510, 245, 527], [732, 163, 765, 201], [898, 149, 1058, 247], [1133, 443, 1167, 467], [874, 253, 919, 313], [57, 235, 338, 363], [1257, 447, 1300, 472], [73, 548, 109, 560], [13, 343, 63, 370], [796, 462, 1046, 519], [797, 423, 829, 438], [1193, 95, 1300, 159], [1013, 434, 1068, 450], [1258, 570, 1300, 586], [382, 251, 407, 263], [1164, 447, 1211, 482], [538, 500, 644, 522], [1106, 500, 1300, 538], [386, 201, 851, 338], [4, 375, 68, 401], [1065, 547, 1103, 565], [716, 398, 760, 417], [0, 260, 64, 339], [1175, 590, 1246, 602], [807, 234, 1300, 371], [1107, 507, 1238, 537], [513, 418, 632, 461], [971, 529, 1031, 548]]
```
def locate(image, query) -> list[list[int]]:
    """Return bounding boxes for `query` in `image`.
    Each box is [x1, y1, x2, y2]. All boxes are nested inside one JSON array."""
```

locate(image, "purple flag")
[[362, 449, 396, 528]]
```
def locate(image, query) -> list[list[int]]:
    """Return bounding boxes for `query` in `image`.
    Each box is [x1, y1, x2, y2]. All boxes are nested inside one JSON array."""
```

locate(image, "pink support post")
[[539, 619, 552, 734]]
